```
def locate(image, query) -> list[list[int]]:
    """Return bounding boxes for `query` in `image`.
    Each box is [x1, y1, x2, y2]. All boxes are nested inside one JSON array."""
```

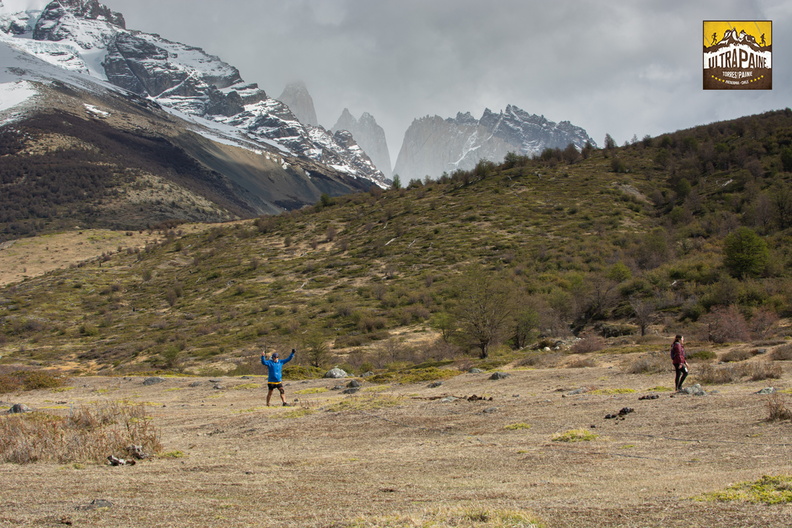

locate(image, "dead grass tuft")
[[696, 361, 782, 384], [721, 348, 755, 362], [0, 402, 161, 464], [771, 343, 792, 361], [625, 352, 667, 374], [766, 394, 792, 422], [345, 505, 544, 528], [570, 336, 606, 354], [516, 352, 564, 369], [565, 357, 597, 368]]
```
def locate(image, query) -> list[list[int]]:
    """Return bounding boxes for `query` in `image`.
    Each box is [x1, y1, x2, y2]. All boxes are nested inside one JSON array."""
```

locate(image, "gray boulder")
[[489, 372, 510, 380], [324, 368, 348, 379], [9, 403, 32, 414], [142, 377, 165, 386], [680, 383, 706, 396]]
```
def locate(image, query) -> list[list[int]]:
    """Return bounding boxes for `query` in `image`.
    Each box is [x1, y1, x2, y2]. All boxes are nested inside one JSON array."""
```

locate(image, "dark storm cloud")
[[105, 0, 791, 162]]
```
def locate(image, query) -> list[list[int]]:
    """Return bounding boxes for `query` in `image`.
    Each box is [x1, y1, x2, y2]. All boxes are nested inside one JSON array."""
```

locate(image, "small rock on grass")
[[8, 403, 32, 413]]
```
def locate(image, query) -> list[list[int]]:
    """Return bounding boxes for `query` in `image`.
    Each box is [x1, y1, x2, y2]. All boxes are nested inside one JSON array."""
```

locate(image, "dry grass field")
[[1, 358, 790, 528]]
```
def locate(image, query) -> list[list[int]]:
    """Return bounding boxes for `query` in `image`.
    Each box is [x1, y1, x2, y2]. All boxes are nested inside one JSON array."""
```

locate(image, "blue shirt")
[[261, 352, 295, 383]]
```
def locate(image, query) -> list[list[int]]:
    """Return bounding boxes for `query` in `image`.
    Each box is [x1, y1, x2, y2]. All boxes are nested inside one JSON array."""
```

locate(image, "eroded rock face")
[[34, 0, 125, 43]]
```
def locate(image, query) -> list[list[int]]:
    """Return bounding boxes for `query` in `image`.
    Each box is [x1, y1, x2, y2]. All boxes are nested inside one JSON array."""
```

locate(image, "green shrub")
[[687, 350, 716, 361], [368, 367, 460, 384], [552, 429, 598, 442], [695, 475, 792, 504], [0, 370, 66, 394], [284, 365, 324, 380], [590, 388, 636, 395], [723, 227, 770, 279], [504, 423, 532, 430]]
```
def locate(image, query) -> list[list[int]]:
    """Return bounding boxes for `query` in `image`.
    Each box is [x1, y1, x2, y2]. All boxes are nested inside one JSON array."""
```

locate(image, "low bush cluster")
[[695, 361, 782, 384], [771, 343, 792, 361], [0, 369, 66, 394], [625, 352, 668, 374], [570, 336, 606, 354]]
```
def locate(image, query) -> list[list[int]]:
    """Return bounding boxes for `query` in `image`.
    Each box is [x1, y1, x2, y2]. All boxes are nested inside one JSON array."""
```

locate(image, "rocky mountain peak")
[[332, 108, 392, 179], [394, 105, 595, 182], [277, 80, 318, 126], [1, 1, 386, 189]]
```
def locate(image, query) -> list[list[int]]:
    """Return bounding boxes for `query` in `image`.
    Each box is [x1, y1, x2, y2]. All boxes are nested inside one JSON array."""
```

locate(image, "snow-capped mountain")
[[0, 0, 387, 187], [0, 0, 388, 238], [393, 105, 595, 182], [332, 108, 392, 179]]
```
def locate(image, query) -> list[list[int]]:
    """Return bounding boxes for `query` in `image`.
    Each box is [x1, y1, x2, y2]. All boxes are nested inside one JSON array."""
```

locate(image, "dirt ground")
[[1, 361, 790, 527]]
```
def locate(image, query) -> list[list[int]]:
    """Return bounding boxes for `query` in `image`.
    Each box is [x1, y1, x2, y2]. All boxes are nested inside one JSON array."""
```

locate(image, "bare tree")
[[630, 298, 656, 336], [301, 332, 331, 368], [452, 266, 516, 359]]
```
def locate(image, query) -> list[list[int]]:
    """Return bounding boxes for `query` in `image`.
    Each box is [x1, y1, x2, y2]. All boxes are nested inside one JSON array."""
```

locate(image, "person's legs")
[[266, 388, 274, 406], [279, 386, 286, 405], [675, 365, 688, 391]]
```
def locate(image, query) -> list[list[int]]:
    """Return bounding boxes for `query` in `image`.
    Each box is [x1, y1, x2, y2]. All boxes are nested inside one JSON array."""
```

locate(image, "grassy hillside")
[[1, 110, 791, 374]]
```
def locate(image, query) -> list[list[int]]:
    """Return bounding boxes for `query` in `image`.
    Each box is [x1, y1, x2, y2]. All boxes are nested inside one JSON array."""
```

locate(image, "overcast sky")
[[103, 0, 791, 164]]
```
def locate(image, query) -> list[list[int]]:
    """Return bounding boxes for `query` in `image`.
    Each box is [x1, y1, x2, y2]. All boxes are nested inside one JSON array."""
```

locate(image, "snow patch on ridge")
[[0, 79, 36, 112]]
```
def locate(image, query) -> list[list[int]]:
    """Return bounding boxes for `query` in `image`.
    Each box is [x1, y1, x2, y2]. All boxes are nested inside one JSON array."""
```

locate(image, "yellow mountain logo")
[[703, 21, 772, 90]]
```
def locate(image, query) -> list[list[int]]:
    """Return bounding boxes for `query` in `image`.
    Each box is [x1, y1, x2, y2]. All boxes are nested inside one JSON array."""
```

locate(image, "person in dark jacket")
[[261, 349, 296, 406], [670, 335, 688, 391]]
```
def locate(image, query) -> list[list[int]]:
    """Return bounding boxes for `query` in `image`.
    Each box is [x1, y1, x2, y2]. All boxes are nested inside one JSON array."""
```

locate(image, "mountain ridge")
[[1, 0, 388, 188], [0, 37, 375, 239], [393, 104, 595, 182]]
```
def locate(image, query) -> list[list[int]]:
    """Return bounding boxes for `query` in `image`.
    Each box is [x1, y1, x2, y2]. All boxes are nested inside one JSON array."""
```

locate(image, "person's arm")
[[284, 349, 296, 363]]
